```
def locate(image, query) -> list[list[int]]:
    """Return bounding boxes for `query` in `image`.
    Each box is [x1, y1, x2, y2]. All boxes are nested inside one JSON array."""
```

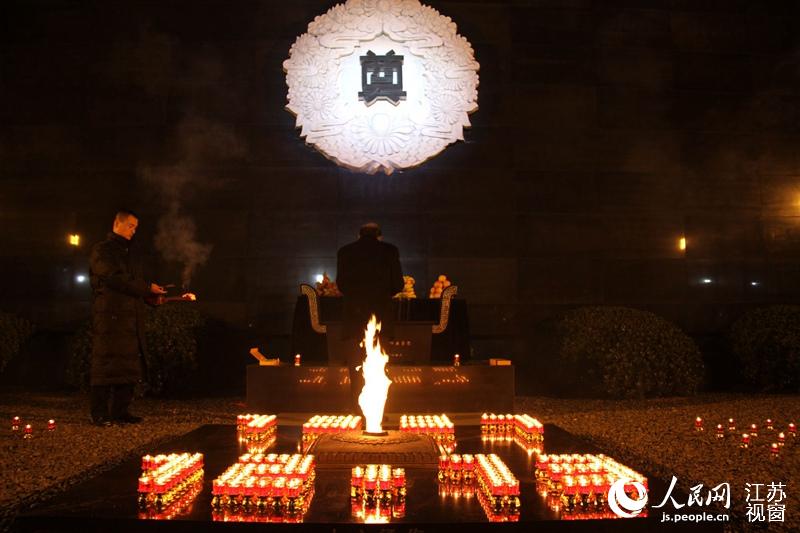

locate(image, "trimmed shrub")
[[67, 305, 205, 395], [144, 305, 204, 395], [0, 312, 34, 373], [553, 306, 704, 398], [729, 305, 800, 392]]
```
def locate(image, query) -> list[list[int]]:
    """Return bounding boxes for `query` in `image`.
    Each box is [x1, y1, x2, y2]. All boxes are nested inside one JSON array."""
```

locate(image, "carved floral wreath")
[[283, 0, 480, 174]]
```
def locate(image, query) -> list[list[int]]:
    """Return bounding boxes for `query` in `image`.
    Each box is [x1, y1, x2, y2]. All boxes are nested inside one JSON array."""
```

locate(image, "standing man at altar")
[[336, 222, 404, 411]]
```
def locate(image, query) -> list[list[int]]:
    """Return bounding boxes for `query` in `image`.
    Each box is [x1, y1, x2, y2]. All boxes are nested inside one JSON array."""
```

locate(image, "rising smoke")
[[142, 116, 246, 287]]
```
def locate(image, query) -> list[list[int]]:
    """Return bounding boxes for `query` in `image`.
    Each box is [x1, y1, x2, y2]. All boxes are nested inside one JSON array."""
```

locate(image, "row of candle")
[[301, 415, 362, 448], [138, 478, 203, 521], [11, 416, 56, 437], [351, 499, 406, 522], [399, 414, 455, 442], [350, 464, 407, 506], [137, 453, 204, 510], [211, 455, 316, 516], [474, 454, 521, 515], [698, 417, 797, 437], [212, 509, 309, 524], [437, 454, 475, 484], [236, 414, 278, 441], [535, 454, 646, 510], [477, 488, 520, 523], [739, 434, 788, 458], [480, 413, 544, 442]]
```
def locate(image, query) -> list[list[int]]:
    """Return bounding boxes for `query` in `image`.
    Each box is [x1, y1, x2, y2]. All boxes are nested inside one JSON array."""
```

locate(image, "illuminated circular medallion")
[[283, 0, 480, 174]]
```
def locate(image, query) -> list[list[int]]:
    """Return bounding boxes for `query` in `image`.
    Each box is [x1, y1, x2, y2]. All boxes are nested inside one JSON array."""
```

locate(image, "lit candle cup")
[[294, 354, 301, 366], [453, 354, 460, 367], [727, 418, 736, 432], [770, 443, 780, 458], [766, 418, 774, 431], [778, 432, 786, 446], [23, 424, 33, 439], [11, 416, 20, 431], [740, 433, 750, 449], [47, 419, 56, 431], [694, 417, 703, 432], [788, 423, 796, 437], [716, 424, 725, 439], [749, 423, 758, 437]]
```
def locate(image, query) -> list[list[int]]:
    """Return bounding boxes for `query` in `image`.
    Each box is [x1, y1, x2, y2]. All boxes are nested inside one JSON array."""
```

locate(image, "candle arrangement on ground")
[[480, 413, 545, 453], [138, 476, 203, 521], [701, 417, 796, 457], [534, 453, 647, 516], [211, 454, 316, 522], [350, 465, 407, 523], [137, 453, 204, 513], [301, 415, 362, 451], [399, 414, 455, 448], [437, 453, 476, 484], [236, 414, 277, 443], [474, 454, 521, 522]]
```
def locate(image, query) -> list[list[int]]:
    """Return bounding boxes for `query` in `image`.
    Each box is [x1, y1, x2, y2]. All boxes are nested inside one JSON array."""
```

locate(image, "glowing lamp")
[[69, 234, 80, 246]]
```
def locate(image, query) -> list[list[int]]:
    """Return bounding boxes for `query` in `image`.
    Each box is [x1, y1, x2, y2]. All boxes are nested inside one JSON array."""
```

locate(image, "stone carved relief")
[[283, 0, 480, 175]]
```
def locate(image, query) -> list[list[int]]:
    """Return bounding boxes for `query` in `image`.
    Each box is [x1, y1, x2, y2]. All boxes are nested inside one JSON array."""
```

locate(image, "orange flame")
[[182, 293, 197, 301], [358, 315, 392, 433]]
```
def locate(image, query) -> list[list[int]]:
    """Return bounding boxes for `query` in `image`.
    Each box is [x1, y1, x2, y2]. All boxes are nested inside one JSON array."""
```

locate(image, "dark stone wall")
[[2, 1, 799, 375]]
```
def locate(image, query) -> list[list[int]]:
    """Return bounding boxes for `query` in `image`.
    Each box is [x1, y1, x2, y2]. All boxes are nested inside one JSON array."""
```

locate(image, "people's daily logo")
[[608, 478, 649, 518]]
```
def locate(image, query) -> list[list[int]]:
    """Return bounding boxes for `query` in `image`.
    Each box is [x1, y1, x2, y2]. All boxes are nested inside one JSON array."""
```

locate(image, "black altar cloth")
[[290, 296, 470, 362]]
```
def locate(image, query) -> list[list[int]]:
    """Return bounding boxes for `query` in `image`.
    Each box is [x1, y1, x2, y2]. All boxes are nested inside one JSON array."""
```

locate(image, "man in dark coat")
[[336, 222, 404, 411], [89, 209, 165, 426]]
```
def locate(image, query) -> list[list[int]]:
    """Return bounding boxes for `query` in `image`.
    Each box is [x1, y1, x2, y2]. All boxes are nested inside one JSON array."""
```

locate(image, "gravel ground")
[[517, 394, 800, 532], [1, 392, 797, 531]]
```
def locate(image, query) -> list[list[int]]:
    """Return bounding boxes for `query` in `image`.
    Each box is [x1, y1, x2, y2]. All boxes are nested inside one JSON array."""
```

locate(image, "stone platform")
[[15, 423, 716, 532], [308, 430, 439, 466], [246, 363, 514, 412]]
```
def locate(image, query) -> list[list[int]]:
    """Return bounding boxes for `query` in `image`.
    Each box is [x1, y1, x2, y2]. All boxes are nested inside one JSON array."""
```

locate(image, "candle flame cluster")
[[481, 413, 544, 453], [137, 453, 204, 515], [473, 454, 521, 522], [10, 416, 56, 438], [437, 453, 476, 485], [399, 414, 455, 450], [236, 414, 277, 447], [709, 417, 795, 457], [350, 464, 406, 523], [211, 453, 316, 522], [535, 453, 647, 517], [301, 415, 362, 451]]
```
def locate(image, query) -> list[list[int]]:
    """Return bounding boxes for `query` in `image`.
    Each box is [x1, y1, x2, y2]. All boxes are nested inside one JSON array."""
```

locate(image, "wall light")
[[678, 236, 686, 251], [701, 278, 713, 284], [68, 234, 80, 246], [75, 274, 87, 284], [750, 281, 760, 287]]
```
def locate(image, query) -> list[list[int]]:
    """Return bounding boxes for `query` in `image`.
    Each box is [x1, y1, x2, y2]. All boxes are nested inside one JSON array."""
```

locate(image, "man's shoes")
[[114, 413, 143, 424], [91, 417, 113, 427]]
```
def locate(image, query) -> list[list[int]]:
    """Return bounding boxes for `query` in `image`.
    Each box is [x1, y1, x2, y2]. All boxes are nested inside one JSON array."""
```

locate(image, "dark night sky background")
[[1, 0, 800, 373]]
